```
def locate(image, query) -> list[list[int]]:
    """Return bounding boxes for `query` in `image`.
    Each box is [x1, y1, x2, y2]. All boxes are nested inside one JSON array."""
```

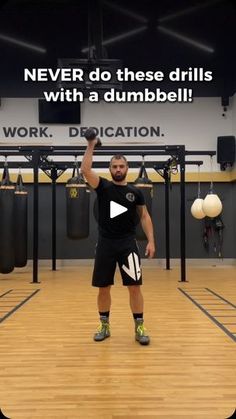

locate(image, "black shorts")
[[92, 236, 142, 287]]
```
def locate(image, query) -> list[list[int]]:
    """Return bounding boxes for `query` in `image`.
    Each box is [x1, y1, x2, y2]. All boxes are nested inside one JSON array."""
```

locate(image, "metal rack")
[[0, 145, 216, 283]]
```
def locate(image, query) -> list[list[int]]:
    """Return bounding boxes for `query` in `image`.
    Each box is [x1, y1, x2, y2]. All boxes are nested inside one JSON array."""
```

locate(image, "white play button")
[[110, 201, 128, 219]]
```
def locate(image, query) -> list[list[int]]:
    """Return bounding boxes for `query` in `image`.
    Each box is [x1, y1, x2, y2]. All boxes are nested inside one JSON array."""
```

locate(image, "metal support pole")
[[89, 0, 103, 59], [164, 168, 170, 270], [51, 167, 57, 271], [179, 146, 187, 282], [32, 150, 40, 283]]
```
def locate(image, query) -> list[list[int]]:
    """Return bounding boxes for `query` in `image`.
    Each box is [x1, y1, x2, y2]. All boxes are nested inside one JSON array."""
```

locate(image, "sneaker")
[[93, 316, 110, 342], [135, 318, 150, 345]]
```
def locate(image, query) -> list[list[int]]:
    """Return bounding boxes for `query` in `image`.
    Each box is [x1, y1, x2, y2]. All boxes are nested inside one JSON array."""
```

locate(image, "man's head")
[[109, 154, 128, 182]]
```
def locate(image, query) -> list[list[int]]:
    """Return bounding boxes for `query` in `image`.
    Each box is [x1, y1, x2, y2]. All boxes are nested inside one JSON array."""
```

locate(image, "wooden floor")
[[0, 264, 236, 419]]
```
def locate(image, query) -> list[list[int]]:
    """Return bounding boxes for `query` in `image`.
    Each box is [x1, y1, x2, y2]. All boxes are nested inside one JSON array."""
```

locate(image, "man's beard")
[[111, 172, 127, 182]]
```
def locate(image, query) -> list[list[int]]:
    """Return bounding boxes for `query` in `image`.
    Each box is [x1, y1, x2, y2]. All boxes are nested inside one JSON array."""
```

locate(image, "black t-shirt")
[[95, 177, 145, 239]]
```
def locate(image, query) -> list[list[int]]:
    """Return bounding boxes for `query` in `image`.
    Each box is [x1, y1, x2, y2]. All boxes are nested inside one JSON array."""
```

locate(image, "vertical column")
[[89, 0, 103, 59], [32, 149, 40, 283], [164, 168, 170, 270], [51, 167, 57, 271], [179, 146, 186, 282]]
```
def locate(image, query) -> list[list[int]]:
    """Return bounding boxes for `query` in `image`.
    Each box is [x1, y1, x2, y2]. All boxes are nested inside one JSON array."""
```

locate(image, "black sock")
[[99, 311, 110, 318], [133, 313, 143, 320]]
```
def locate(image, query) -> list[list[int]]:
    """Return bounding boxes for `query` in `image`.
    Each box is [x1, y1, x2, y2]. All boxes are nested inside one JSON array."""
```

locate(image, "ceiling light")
[[158, 26, 214, 53], [82, 26, 147, 52], [103, 1, 148, 23], [0, 33, 46, 53], [158, 0, 223, 23]]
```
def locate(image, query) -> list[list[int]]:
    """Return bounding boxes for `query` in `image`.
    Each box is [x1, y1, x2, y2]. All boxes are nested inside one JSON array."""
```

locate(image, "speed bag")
[[135, 184, 153, 240], [66, 183, 90, 239], [0, 185, 15, 273], [14, 188, 28, 267]]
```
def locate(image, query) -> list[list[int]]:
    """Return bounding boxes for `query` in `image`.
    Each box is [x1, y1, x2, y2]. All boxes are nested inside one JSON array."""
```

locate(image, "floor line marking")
[[0, 289, 40, 324], [178, 288, 236, 343]]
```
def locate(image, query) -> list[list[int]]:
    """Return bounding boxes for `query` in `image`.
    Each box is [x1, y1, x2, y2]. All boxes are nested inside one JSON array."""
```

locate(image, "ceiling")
[[0, 0, 235, 98]]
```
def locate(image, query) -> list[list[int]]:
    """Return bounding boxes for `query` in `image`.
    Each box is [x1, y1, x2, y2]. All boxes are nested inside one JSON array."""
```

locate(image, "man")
[[81, 135, 155, 345]]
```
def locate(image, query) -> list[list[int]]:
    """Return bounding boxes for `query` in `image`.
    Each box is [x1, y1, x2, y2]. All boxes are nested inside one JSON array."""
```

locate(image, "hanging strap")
[[197, 164, 201, 198], [1, 157, 14, 189], [15, 169, 27, 194], [213, 215, 224, 258], [134, 157, 152, 185], [67, 157, 86, 185]]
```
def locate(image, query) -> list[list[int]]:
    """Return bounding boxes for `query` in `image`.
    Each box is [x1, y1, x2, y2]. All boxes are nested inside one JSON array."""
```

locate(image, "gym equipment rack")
[[0, 145, 216, 283]]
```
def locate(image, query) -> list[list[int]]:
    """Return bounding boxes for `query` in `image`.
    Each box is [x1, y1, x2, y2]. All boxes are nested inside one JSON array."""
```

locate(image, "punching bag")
[[14, 173, 28, 267], [0, 163, 15, 273], [66, 164, 90, 239], [134, 163, 153, 241]]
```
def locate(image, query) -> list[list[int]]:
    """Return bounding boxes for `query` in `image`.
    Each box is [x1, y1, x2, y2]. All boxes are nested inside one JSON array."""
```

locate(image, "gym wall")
[[1, 94, 236, 260], [0, 96, 235, 172]]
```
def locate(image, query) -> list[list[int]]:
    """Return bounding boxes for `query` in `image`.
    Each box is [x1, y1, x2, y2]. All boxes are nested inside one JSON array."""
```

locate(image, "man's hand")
[[81, 131, 100, 189], [145, 241, 155, 258], [87, 138, 99, 148]]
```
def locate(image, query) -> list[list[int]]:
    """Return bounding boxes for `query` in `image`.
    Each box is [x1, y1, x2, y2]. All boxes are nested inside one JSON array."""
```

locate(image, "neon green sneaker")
[[135, 318, 150, 345], [94, 316, 110, 342]]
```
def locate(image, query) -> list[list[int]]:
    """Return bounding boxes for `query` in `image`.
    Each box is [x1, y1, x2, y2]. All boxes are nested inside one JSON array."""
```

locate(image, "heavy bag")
[[66, 166, 90, 239], [134, 164, 153, 241], [0, 165, 15, 274], [14, 173, 28, 267]]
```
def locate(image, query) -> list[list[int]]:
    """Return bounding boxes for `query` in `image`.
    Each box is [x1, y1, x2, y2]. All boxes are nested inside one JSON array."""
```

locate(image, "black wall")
[[26, 181, 236, 260]]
